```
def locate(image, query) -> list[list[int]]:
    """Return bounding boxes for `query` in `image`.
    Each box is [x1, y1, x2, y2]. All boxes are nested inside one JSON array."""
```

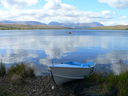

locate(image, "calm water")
[[0, 29, 128, 75]]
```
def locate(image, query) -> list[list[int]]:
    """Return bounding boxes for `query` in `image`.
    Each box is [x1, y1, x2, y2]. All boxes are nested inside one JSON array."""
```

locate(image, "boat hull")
[[50, 66, 94, 85]]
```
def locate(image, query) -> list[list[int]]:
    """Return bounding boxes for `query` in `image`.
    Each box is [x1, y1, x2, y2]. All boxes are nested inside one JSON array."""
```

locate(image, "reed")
[[0, 60, 6, 77], [7, 62, 35, 78], [84, 59, 128, 96]]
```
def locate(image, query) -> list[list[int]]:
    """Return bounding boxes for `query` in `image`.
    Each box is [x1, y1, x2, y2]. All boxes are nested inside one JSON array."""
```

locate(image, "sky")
[[0, 0, 128, 26]]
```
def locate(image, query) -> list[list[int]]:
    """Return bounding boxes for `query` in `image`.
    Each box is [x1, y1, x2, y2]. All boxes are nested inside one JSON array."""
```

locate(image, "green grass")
[[0, 61, 35, 78], [7, 62, 35, 78], [87, 25, 128, 30], [0, 85, 9, 96], [0, 62, 35, 96], [84, 59, 128, 95], [104, 72, 128, 96], [85, 71, 128, 96], [84, 72, 103, 83], [0, 60, 6, 77]]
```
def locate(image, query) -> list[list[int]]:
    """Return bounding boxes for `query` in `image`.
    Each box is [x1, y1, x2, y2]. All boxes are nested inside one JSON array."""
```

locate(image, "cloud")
[[0, 49, 38, 64], [119, 16, 128, 20], [44, 0, 61, 9], [0, 9, 115, 25], [1, 33, 126, 65], [0, 35, 102, 65], [0, 0, 38, 10], [98, 0, 128, 9], [95, 50, 128, 75], [0, 0, 127, 25]]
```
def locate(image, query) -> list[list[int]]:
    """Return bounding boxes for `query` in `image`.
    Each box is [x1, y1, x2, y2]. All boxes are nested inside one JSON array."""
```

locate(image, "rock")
[[74, 85, 89, 96], [52, 85, 55, 90], [11, 74, 25, 85], [68, 32, 72, 34]]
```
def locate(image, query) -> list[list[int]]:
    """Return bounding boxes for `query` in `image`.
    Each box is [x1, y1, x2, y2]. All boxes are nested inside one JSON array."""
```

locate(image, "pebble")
[[0, 76, 118, 96], [52, 85, 54, 90]]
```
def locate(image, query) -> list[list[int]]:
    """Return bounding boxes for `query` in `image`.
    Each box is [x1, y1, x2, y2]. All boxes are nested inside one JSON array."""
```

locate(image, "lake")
[[0, 29, 128, 75]]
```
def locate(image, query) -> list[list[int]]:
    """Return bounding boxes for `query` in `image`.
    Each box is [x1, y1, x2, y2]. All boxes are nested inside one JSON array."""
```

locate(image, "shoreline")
[[0, 75, 118, 96]]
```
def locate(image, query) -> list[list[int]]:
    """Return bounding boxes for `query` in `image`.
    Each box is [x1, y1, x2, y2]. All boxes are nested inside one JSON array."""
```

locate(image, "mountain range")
[[0, 20, 104, 29], [48, 21, 104, 28]]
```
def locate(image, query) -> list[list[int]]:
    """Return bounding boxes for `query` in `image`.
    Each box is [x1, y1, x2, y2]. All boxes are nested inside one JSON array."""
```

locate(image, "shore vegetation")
[[84, 62, 128, 96], [87, 25, 128, 30], [0, 60, 6, 77], [7, 62, 35, 78], [0, 60, 128, 96], [0, 24, 68, 30]]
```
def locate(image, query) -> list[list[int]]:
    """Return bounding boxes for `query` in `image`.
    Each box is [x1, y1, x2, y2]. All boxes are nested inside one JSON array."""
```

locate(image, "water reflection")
[[0, 30, 128, 75]]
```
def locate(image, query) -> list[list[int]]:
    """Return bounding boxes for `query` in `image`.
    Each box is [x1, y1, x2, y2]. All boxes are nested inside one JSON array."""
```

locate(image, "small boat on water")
[[48, 61, 96, 85]]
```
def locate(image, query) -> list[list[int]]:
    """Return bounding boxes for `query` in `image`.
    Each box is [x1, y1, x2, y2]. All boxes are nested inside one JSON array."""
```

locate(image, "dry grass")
[[0, 23, 68, 30], [7, 62, 35, 78], [88, 25, 128, 30]]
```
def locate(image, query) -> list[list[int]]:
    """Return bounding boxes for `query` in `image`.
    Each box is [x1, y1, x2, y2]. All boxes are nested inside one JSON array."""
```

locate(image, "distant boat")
[[48, 61, 96, 85]]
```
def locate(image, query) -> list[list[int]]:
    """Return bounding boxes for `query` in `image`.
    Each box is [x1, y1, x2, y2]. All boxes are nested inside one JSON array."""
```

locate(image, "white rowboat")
[[48, 61, 96, 85]]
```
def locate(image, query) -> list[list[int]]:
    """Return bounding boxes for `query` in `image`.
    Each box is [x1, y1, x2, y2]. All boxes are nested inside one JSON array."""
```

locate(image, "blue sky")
[[0, 0, 128, 26]]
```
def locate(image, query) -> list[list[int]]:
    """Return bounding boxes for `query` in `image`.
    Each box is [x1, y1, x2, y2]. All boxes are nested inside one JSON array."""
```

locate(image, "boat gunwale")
[[49, 66, 94, 69], [48, 63, 96, 69]]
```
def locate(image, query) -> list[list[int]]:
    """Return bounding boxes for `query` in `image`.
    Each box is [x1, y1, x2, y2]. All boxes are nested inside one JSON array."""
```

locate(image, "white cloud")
[[44, 0, 61, 9], [98, 0, 128, 9], [102, 10, 112, 15], [0, 0, 127, 25], [0, 8, 114, 25], [119, 16, 128, 20], [0, 0, 38, 10]]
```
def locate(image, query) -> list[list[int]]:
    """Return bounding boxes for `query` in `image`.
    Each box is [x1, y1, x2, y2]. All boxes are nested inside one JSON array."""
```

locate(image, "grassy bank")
[[84, 70, 128, 96], [0, 24, 68, 30], [0, 62, 36, 96], [0, 62, 35, 78], [87, 25, 128, 30]]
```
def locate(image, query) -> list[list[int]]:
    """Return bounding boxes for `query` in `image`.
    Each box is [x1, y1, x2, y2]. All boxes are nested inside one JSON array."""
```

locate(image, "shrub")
[[101, 72, 128, 95], [7, 62, 35, 78], [84, 72, 104, 83], [0, 60, 6, 77]]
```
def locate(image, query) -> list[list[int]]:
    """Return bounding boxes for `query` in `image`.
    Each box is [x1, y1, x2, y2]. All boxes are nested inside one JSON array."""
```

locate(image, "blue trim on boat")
[[49, 61, 96, 68], [64, 61, 95, 67]]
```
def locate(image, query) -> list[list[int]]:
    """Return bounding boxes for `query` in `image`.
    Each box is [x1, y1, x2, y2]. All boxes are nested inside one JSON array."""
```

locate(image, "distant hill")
[[48, 21, 104, 28], [88, 25, 128, 30], [19, 21, 46, 25], [48, 22, 63, 26], [1, 20, 128, 30], [0, 24, 67, 30], [0, 20, 104, 29], [0, 20, 46, 25]]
